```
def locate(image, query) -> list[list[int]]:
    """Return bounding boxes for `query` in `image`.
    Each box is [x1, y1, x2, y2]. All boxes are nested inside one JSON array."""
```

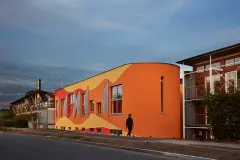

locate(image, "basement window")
[[110, 129, 122, 136], [82, 127, 86, 132], [90, 128, 94, 133], [97, 128, 102, 134]]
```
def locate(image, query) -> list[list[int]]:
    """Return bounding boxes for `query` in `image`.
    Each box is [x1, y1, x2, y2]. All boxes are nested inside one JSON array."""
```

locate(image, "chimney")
[[36, 79, 41, 90]]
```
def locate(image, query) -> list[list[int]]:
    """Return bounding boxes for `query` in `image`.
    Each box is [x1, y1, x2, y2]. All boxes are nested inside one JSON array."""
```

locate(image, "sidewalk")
[[147, 139, 240, 150], [10, 128, 240, 150]]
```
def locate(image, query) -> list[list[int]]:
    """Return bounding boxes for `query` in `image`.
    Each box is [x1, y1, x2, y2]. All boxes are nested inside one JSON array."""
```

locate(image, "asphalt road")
[[0, 133, 171, 160]]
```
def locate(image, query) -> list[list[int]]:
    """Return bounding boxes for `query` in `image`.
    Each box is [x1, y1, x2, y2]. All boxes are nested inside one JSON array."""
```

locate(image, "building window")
[[110, 129, 122, 136], [238, 71, 240, 90], [81, 93, 85, 116], [225, 59, 235, 67], [196, 66, 204, 72], [214, 75, 221, 93], [111, 85, 122, 114], [97, 102, 102, 115], [225, 71, 237, 93], [82, 127, 86, 132], [69, 94, 74, 104], [75, 127, 79, 131], [90, 100, 94, 112], [206, 76, 211, 94], [205, 75, 221, 94], [61, 99, 65, 109], [55, 100, 58, 117], [225, 57, 240, 66], [212, 62, 220, 68], [235, 57, 240, 65], [160, 76, 164, 113], [206, 62, 220, 70], [97, 128, 102, 134], [55, 100, 58, 108], [90, 128, 94, 133]]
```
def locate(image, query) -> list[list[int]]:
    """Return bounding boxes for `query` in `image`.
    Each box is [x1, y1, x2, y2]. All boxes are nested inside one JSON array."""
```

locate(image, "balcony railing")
[[185, 80, 240, 100], [186, 114, 208, 127], [15, 102, 54, 115], [196, 114, 207, 126]]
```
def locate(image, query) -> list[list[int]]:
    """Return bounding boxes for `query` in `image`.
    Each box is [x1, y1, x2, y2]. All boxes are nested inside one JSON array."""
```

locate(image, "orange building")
[[55, 63, 181, 138]]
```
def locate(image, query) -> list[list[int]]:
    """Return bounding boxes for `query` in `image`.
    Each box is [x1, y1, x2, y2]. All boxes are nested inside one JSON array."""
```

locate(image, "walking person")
[[126, 114, 134, 137]]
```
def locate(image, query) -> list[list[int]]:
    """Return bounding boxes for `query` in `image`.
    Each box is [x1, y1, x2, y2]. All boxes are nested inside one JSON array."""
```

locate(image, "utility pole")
[[35, 92, 39, 129]]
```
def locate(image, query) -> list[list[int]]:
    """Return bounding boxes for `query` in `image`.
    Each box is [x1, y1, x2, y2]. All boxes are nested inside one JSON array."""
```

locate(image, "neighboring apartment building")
[[10, 80, 55, 129], [177, 43, 240, 139], [55, 63, 181, 138]]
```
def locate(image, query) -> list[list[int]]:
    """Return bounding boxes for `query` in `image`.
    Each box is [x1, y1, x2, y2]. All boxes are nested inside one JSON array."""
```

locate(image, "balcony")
[[186, 114, 208, 127], [185, 85, 206, 100], [185, 80, 240, 100]]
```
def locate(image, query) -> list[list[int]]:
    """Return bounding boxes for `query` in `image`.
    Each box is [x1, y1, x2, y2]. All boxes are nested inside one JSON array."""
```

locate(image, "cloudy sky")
[[1, 0, 240, 108]]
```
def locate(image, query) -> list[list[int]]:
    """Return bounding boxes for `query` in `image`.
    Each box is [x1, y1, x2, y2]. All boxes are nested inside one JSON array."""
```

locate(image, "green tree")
[[0, 109, 14, 120], [202, 91, 240, 141]]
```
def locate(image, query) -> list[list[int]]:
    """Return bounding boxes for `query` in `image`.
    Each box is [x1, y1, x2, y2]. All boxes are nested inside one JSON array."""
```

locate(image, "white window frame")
[[235, 57, 240, 65], [206, 62, 220, 70], [225, 71, 237, 93], [90, 100, 94, 112], [225, 59, 235, 67], [205, 75, 220, 94], [196, 66, 204, 72], [111, 85, 122, 114]]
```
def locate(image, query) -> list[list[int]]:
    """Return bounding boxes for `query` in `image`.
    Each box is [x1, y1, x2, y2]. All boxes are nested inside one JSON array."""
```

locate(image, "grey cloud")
[[0, 61, 99, 108]]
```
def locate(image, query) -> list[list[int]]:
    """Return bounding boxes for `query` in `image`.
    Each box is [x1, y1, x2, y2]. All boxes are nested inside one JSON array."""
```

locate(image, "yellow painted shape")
[[64, 64, 131, 92], [55, 114, 131, 136]]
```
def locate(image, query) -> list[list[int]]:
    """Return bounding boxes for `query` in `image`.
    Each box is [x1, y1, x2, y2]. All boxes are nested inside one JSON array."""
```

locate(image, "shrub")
[[202, 91, 240, 141]]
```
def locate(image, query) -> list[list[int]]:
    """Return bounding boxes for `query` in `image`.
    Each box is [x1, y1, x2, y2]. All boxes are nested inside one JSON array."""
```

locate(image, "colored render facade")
[[55, 63, 181, 138], [177, 43, 240, 139]]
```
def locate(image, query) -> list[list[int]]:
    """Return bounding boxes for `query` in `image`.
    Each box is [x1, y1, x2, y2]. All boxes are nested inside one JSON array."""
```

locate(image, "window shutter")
[[64, 94, 68, 116], [73, 91, 81, 117], [103, 81, 109, 114], [84, 87, 89, 115]]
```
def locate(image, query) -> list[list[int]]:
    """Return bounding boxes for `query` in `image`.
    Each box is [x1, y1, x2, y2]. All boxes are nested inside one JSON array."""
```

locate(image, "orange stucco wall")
[[55, 63, 181, 138]]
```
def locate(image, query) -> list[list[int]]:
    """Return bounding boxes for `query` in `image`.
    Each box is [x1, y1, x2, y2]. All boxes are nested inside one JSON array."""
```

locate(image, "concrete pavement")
[[0, 133, 172, 160], [37, 129, 240, 151]]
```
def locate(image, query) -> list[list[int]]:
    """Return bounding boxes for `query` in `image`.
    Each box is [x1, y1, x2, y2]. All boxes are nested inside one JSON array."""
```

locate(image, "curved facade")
[[55, 63, 181, 138]]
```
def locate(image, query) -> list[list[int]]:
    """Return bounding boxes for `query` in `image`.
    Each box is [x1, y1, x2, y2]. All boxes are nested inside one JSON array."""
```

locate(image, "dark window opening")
[[97, 102, 102, 115], [90, 128, 94, 133], [110, 129, 122, 136], [90, 100, 94, 112], [97, 128, 102, 134], [161, 76, 164, 113]]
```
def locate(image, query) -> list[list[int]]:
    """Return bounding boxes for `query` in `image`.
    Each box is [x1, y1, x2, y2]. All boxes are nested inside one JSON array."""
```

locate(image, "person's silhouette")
[[126, 114, 134, 137]]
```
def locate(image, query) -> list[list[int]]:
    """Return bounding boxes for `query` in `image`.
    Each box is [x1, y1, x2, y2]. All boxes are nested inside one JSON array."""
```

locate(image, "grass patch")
[[69, 136, 81, 139], [0, 127, 17, 132]]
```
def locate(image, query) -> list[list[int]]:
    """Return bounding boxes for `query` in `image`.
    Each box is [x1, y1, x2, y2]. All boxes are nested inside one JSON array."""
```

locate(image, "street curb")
[[47, 136, 215, 160]]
